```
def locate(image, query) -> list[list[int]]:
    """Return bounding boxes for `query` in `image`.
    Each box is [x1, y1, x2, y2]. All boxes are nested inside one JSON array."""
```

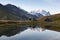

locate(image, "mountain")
[[30, 10, 50, 18], [31, 11, 43, 18], [0, 4, 36, 20], [0, 4, 51, 20], [40, 10, 50, 16]]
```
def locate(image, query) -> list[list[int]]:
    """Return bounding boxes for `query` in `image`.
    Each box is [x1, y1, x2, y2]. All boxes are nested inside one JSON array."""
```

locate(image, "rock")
[[44, 18, 52, 22]]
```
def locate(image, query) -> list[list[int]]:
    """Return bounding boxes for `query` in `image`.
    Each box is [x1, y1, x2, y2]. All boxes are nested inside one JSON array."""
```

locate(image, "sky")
[[0, 0, 60, 14]]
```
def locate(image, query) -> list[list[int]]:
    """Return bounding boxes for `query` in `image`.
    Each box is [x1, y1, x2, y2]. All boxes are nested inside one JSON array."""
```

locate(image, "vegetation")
[[0, 20, 37, 27], [37, 14, 60, 31], [0, 14, 60, 32]]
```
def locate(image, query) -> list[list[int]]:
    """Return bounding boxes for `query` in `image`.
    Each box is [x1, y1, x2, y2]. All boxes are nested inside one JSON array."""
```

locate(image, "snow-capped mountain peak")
[[30, 9, 50, 18], [40, 10, 50, 16]]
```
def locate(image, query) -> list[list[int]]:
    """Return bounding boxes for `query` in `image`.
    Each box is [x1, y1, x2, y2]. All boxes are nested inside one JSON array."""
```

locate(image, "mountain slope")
[[40, 10, 50, 16], [0, 4, 22, 20], [31, 11, 43, 18], [0, 4, 36, 20], [38, 14, 60, 27], [37, 14, 60, 32]]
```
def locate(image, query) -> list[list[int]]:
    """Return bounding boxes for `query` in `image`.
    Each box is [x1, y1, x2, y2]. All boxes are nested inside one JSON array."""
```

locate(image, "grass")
[[0, 20, 38, 27], [37, 14, 60, 32], [0, 14, 60, 32]]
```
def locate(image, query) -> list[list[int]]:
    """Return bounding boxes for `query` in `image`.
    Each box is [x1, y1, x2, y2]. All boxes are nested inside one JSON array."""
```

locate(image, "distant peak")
[[31, 9, 50, 16], [6, 4, 11, 5], [36, 9, 43, 12], [5, 4, 19, 10], [31, 9, 43, 13], [5, 4, 16, 7], [6, 4, 14, 6]]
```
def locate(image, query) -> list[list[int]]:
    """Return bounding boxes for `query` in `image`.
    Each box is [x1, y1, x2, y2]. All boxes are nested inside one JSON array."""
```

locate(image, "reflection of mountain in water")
[[30, 26, 45, 32], [0, 25, 45, 37], [30, 25, 60, 32], [0, 25, 60, 37], [0, 26, 28, 37]]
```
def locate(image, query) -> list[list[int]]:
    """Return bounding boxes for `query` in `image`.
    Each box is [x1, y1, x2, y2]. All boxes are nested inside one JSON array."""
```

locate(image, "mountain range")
[[31, 10, 50, 18], [0, 4, 50, 20]]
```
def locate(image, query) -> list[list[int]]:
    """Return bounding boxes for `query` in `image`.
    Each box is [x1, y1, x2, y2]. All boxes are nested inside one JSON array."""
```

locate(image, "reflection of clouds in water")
[[30, 27, 45, 32], [52, 34, 60, 40], [0, 28, 60, 40], [17, 29, 60, 40]]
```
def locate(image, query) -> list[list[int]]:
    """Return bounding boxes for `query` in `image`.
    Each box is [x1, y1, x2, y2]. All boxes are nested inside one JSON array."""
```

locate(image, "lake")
[[0, 25, 60, 40]]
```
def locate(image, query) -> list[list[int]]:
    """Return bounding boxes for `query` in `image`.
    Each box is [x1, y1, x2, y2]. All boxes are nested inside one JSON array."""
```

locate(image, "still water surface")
[[0, 26, 60, 40]]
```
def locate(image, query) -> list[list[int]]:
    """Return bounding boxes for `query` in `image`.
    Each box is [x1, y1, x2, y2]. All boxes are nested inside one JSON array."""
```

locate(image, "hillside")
[[38, 14, 60, 31], [0, 4, 36, 20]]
